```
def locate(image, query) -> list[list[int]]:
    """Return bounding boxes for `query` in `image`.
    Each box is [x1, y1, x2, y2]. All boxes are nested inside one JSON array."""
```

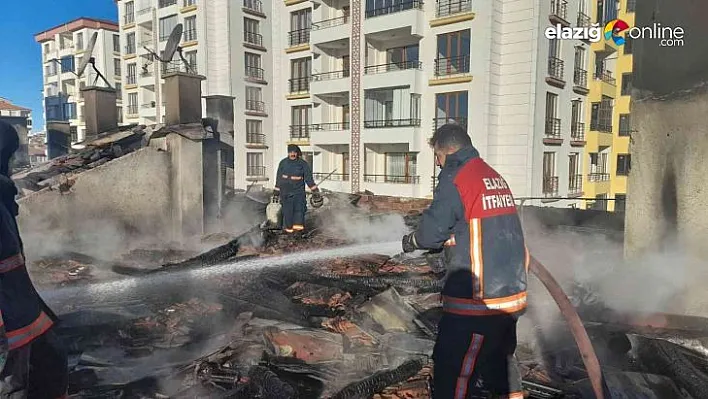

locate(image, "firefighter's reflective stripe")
[[470, 218, 483, 299], [444, 234, 456, 247], [7, 311, 53, 350], [503, 392, 525, 399], [309, 185, 318, 190], [291, 176, 302, 180], [442, 292, 527, 316], [292, 224, 304, 231], [524, 246, 530, 273], [284, 228, 294, 233], [282, 175, 289, 179], [0, 254, 24, 274], [454, 333, 484, 399]]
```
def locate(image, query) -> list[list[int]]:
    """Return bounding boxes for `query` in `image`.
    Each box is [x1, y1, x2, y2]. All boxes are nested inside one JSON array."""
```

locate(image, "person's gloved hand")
[[401, 233, 418, 253], [310, 190, 324, 208]]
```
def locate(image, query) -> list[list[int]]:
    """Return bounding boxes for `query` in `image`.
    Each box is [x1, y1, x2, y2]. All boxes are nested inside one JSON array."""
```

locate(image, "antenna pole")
[[177, 47, 194, 74], [90, 61, 113, 89]]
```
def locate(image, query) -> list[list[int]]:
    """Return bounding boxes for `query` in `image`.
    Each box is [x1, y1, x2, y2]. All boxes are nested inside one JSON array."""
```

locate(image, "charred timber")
[[331, 358, 425, 399]]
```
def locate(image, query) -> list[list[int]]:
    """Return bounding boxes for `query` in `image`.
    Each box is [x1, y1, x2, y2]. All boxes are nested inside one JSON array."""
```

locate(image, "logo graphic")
[[604, 19, 631, 46]]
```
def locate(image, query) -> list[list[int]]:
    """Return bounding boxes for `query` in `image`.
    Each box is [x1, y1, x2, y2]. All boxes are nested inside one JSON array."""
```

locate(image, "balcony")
[[365, 60, 421, 75], [183, 28, 197, 42], [159, 0, 178, 7], [310, 122, 350, 145], [243, 0, 265, 15], [314, 172, 349, 182], [544, 117, 562, 144], [137, 6, 153, 17], [595, 70, 616, 86], [246, 165, 266, 177], [568, 174, 583, 196], [549, 0, 569, 26], [364, 1, 425, 36], [312, 70, 349, 81], [126, 74, 137, 85], [573, 68, 589, 94], [594, 70, 617, 98], [590, 120, 612, 133], [570, 122, 586, 145], [588, 173, 610, 182], [244, 32, 265, 49], [246, 133, 266, 146], [312, 122, 349, 131], [312, 15, 349, 30], [127, 105, 139, 116], [364, 61, 422, 89], [245, 66, 266, 82], [434, 56, 470, 77], [366, 0, 422, 18], [245, 100, 266, 115], [289, 77, 310, 94], [542, 176, 559, 197], [311, 70, 350, 94], [577, 12, 591, 28], [546, 57, 565, 88], [311, 15, 350, 44], [288, 29, 310, 48], [289, 125, 310, 141], [364, 118, 420, 128], [364, 174, 420, 184], [435, 0, 472, 18]]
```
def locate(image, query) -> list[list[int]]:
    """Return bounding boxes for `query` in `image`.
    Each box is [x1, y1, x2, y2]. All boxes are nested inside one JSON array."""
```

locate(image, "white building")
[[269, 0, 591, 203], [116, 0, 274, 191], [35, 18, 122, 144]]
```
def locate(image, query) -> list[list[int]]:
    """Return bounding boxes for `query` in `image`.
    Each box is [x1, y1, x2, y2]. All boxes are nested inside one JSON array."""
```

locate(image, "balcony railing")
[[571, 122, 585, 141], [245, 66, 265, 80], [314, 172, 349, 182], [289, 77, 310, 93], [312, 15, 349, 30], [364, 118, 421, 128], [245, 100, 266, 113], [243, 0, 264, 13], [577, 12, 591, 28], [433, 116, 468, 132], [183, 29, 197, 42], [588, 172, 610, 182], [436, 0, 472, 18], [141, 102, 159, 109], [365, 0, 423, 18], [184, 0, 197, 6], [569, 174, 583, 194], [159, 0, 177, 8], [364, 174, 420, 184], [311, 122, 350, 131], [311, 70, 350, 81], [247, 165, 266, 177], [434, 56, 470, 76], [290, 125, 310, 140], [543, 176, 559, 197], [244, 32, 263, 47], [137, 6, 153, 15], [139, 38, 154, 47], [126, 75, 137, 85], [127, 105, 139, 115], [246, 133, 266, 145], [595, 70, 616, 86], [545, 117, 561, 139], [573, 68, 588, 88], [550, 0, 568, 21], [590, 120, 612, 133], [548, 57, 564, 81], [288, 29, 310, 47], [364, 61, 422, 74]]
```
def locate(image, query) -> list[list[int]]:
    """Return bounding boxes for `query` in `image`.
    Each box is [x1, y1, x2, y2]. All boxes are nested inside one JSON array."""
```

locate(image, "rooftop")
[[0, 98, 31, 112], [34, 17, 119, 43]]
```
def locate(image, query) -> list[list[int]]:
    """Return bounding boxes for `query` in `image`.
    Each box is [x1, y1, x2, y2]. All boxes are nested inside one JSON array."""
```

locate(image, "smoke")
[[320, 207, 409, 244]]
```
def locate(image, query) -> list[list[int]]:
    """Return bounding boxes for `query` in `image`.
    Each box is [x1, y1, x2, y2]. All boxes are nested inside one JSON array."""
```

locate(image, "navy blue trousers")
[[280, 192, 306, 231], [432, 313, 523, 399]]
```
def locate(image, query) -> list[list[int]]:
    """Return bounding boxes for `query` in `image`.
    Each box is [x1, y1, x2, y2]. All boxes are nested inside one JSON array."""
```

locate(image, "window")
[[590, 97, 613, 132], [70, 126, 78, 143], [543, 152, 557, 195], [574, 46, 585, 69], [384, 153, 418, 183], [624, 37, 633, 54], [113, 35, 120, 52], [246, 120, 263, 144], [45, 63, 57, 77], [159, 0, 178, 8], [60, 56, 75, 73], [435, 91, 468, 129], [247, 153, 265, 176], [365, 87, 422, 127], [290, 57, 311, 92], [185, 50, 197, 72], [44, 43, 51, 53], [126, 32, 136, 54], [411, 94, 421, 121], [342, 104, 350, 126], [621, 73, 632, 96], [545, 92, 560, 138], [127, 63, 137, 84], [596, 0, 617, 24], [117, 107, 123, 123], [626, 0, 635, 13], [549, 38, 560, 59], [343, 55, 350, 76], [79, 105, 85, 122], [290, 8, 312, 31], [125, 1, 135, 24], [185, 0, 196, 6], [615, 194, 627, 212], [436, 30, 471, 75], [184, 16, 197, 41], [387, 45, 419, 67], [569, 152, 582, 192], [64, 103, 77, 120], [616, 154, 631, 175], [590, 151, 609, 176], [115, 83, 122, 99], [244, 18, 261, 46], [76, 33, 84, 50], [114, 59, 122, 76], [291, 105, 312, 139], [159, 15, 178, 41], [245, 86, 264, 112], [245, 53, 263, 79], [127, 92, 138, 115], [342, 152, 350, 180]]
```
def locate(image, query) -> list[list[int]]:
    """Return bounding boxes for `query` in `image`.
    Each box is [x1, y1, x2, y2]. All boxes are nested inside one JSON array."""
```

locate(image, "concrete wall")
[[17, 147, 171, 258], [625, 0, 708, 259]]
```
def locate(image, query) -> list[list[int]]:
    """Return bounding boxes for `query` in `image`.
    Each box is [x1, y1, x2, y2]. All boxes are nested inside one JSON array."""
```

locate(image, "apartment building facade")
[[268, 0, 593, 204], [0, 98, 32, 167], [35, 18, 122, 144], [116, 0, 274, 191], [583, 0, 634, 212]]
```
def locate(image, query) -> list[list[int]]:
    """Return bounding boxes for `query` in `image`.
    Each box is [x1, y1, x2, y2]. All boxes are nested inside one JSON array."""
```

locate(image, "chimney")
[[204, 95, 235, 137], [164, 72, 206, 125], [46, 121, 71, 159], [81, 86, 118, 138]]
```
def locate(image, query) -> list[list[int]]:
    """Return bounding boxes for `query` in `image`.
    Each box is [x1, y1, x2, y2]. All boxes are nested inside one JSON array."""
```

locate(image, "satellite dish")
[[142, 24, 195, 75], [77, 32, 98, 77]]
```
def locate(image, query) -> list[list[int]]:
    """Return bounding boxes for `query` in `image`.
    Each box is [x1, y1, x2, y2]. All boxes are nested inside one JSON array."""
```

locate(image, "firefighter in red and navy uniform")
[[273, 144, 323, 233], [402, 124, 528, 399], [0, 120, 68, 398]]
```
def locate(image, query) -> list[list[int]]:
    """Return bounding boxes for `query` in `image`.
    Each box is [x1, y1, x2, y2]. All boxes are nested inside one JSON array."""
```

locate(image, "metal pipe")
[[529, 256, 610, 399]]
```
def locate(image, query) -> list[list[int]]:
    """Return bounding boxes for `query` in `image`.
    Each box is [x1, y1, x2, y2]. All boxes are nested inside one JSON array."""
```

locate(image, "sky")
[[0, 1, 118, 133]]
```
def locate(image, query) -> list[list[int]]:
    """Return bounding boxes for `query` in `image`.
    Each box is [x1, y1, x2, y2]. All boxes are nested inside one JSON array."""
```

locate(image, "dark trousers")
[[0, 330, 68, 399], [281, 192, 306, 231], [432, 313, 523, 399]]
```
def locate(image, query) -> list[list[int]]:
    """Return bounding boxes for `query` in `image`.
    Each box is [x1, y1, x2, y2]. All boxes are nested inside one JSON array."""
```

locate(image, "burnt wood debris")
[[15, 189, 708, 398]]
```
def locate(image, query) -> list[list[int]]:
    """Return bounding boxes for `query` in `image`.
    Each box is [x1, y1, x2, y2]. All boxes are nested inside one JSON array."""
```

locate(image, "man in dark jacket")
[[0, 120, 68, 398], [401, 124, 528, 399], [273, 144, 322, 233]]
